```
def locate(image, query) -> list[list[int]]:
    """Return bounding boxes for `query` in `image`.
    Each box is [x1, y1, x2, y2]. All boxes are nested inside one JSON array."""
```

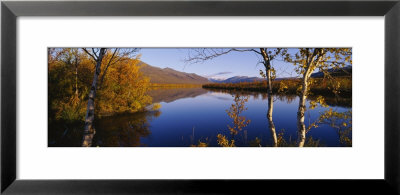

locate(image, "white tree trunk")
[[296, 50, 323, 147], [267, 89, 277, 147], [297, 76, 308, 147], [266, 68, 277, 147], [260, 49, 278, 146], [82, 49, 105, 147], [297, 65, 314, 147]]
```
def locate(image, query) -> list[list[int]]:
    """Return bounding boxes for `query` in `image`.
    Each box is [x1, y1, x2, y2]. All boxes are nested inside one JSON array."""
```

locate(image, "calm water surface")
[[49, 87, 351, 147]]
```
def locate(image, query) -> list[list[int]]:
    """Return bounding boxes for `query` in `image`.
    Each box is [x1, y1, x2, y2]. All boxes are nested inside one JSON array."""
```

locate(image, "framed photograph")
[[2, 0, 399, 194]]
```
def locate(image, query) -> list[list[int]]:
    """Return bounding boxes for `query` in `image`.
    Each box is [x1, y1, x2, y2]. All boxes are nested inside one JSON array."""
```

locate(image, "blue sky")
[[138, 48, 298, 79]]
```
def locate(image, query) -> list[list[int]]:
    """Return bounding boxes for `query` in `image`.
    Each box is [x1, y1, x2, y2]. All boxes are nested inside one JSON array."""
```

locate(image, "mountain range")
[[209, 76, 265, 83], [138, 61, 351, 85], [212, 66, 353, 83], [311, 66, 352, 78], [138, 61, 210, 84]]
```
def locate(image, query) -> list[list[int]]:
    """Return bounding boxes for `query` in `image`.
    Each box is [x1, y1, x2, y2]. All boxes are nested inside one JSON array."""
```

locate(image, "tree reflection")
[[297, 93, 308, 147], [275, 94, 296, 104], [92, 110, 161, 147], [318, 109, 352, 147], [217, 93, 250, 147], [267, 94, 278, 147]]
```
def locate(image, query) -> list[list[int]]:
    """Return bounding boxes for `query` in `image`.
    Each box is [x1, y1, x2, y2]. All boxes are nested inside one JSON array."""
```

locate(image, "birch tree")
[[81, 48, 139, 147], [259, 48, 283, 146], [186, 48, 284, 146], [81, 48, 107, 147], [284, 48, 352, 147]]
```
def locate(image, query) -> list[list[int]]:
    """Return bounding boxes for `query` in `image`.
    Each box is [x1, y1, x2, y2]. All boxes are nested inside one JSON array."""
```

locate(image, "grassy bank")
[[202, 77, 351, 98]]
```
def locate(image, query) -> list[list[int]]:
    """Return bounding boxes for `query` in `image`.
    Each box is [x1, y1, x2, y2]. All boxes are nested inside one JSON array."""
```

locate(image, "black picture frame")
[[1, 0, 399, 194]]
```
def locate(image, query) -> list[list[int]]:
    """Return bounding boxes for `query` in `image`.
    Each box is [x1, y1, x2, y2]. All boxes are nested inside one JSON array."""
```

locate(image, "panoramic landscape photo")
[[48, 48, 352, 147]]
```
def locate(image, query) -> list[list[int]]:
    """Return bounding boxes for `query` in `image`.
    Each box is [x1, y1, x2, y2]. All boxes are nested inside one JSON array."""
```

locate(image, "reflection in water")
[[215, 92, 279, 147], [297, 94, 352, 147], [297, 96, 307, 147], [207, 88, 351, 108], [49, 87, 352, 147], [48, 120, 84, 147], [275, 95, 296, 104], [207, 88, 351, 147], [147, 87, 208, 103], [217, 94, 251, 147], [93, 111, 161, 146], [208, 89, 351, 147], [267, 93, 278, 147], [226, 94, 251, 136], [49, 110, 160, 147], [319, 109, 352, 147]]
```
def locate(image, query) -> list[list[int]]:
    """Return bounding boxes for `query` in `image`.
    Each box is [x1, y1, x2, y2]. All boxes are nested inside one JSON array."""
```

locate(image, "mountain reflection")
[[147, 87, 208, 103]]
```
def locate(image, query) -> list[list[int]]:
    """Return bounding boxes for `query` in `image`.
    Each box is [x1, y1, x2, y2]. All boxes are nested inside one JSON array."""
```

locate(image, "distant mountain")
[[311, 66, 352, 78], [208, 78, 226, 83], [138, 62, 210, 84], [207, 66, 352, 84], [210, 76, 265, 83]]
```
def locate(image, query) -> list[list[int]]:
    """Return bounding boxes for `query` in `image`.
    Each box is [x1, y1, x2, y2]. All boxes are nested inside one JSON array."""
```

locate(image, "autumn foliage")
[[96, 56, 152, 115], [203, 77, 351, 98], [217, 94, 251, 147], [48, 48, 152, 122], [226, 95, 251, 135]]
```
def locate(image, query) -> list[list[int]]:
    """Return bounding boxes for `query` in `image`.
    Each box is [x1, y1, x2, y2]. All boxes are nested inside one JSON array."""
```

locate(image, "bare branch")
[[185, 48, 265, 64], [92, 48, 99, 59], [82, 48, 97, 61], [97, 48, 140, 89]]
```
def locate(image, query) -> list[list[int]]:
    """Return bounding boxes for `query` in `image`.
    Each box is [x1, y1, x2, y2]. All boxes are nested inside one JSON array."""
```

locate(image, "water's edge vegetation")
[[202, 77, 351, 98]]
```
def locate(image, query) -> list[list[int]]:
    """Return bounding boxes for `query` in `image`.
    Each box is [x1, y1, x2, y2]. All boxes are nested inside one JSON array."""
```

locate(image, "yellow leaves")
[[49, 48, 152, 125], [309, 96, 328, 110], [270, 68, 277, 80], [217, 94, 251, 146], [304, 136, 322, 147], [204, 77, 351, 98], [284, 49, 351, 88], [318, 108, 352, 146], [248, 137, 262, 147], [309, 101, 318, 110], [226, 94, 251, 135], [278, 82, 288, 93], [217, 134, 235, 147], [191, 141, 208, 147], [259, 70, 266, 78], [276, 130, 288, 147], [296, 85, 303, 95], [97, 57, 152, 115], [151, 103, 162, 111], [217, 134, 228, 146], [53, 95, 87, 121]]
